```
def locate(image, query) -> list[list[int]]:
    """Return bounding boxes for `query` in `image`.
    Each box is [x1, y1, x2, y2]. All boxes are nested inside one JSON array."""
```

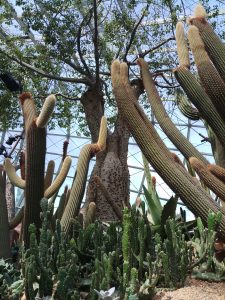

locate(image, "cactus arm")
[[0, 169, 11, 258], [177, 94, 200, 121], [137, 58, 208, 164], [96, 116, 107, 151], [44, 160, 55, 191], [9, 206, 24, 230], [19, 92, 37, 132], [111, 60, 225, 238], [189, 157, 225, 203], [174, 66, 225, 148], [189, 4, 225, 81], [175, 22, 190, 68], [187, 26, 225, 123], [36, 95, 56, 128], [4, 158, 25, 189], [207, 164, 225, 184], [60, 116, 107, 234], [44, 156, 72, 199], [84, 202, 96, 228]]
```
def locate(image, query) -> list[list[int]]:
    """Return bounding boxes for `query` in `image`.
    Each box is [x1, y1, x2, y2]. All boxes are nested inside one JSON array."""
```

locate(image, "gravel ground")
[[153, 278, 225, 300]]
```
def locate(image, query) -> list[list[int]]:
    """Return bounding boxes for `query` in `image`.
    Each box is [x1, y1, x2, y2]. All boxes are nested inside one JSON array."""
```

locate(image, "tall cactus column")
[[19, 93, 56, 247], [0, 168, 10, 258], [24, 121, 46, 247], [111, 61, 225, 238]]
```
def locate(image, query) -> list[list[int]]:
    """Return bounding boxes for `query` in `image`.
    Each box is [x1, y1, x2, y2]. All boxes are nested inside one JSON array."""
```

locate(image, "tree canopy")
[[0, 0, 223, 132]]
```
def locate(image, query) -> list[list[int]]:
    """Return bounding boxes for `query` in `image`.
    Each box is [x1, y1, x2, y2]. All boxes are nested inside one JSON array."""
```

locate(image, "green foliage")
[[1, 200, 225, 299]]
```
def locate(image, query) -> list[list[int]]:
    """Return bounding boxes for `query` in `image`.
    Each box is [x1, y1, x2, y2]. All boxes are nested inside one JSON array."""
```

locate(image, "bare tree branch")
[[136, 36, 175, 60], [0, 49, 93, 86], [93, 0, 100, 87], [55, 93, 81, 101], [123, 5, 149, 62], [77, 9, 93, 78]]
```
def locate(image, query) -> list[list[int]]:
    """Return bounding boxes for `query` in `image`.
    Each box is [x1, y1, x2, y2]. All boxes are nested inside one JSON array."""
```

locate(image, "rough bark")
[[6, 180, 15, 221], [80, 87, 130, 221]]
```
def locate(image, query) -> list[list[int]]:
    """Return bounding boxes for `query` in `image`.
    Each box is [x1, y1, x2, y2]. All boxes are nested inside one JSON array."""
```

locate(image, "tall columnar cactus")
[[111, 60, 225, 238], [137, 58, 208, 164], [187, 25, 225, 123], [4, 92, 71, 247], [189, 4, 225, 82], [174, 67, 225, 148], [0, 168, 10, 258], [60, 116, 107, 234], [174, 22, 225, 148]]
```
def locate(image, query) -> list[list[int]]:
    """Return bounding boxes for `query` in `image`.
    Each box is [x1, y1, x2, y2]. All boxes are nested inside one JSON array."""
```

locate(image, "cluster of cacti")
[[111, 59, 225, 239], [111, 3, 225, 239], [190, 212, 225, 281], [0, 89, 107, 253], [1, 197, 225, 299]]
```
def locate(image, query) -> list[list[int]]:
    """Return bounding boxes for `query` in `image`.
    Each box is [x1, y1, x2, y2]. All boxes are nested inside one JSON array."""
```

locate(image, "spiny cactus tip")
[[19, 92, 32, 105], [194, 4, 207, 19]]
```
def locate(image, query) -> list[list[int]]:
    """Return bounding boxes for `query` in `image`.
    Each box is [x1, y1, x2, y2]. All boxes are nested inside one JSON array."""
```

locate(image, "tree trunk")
[[80, 87, 130, 221]]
